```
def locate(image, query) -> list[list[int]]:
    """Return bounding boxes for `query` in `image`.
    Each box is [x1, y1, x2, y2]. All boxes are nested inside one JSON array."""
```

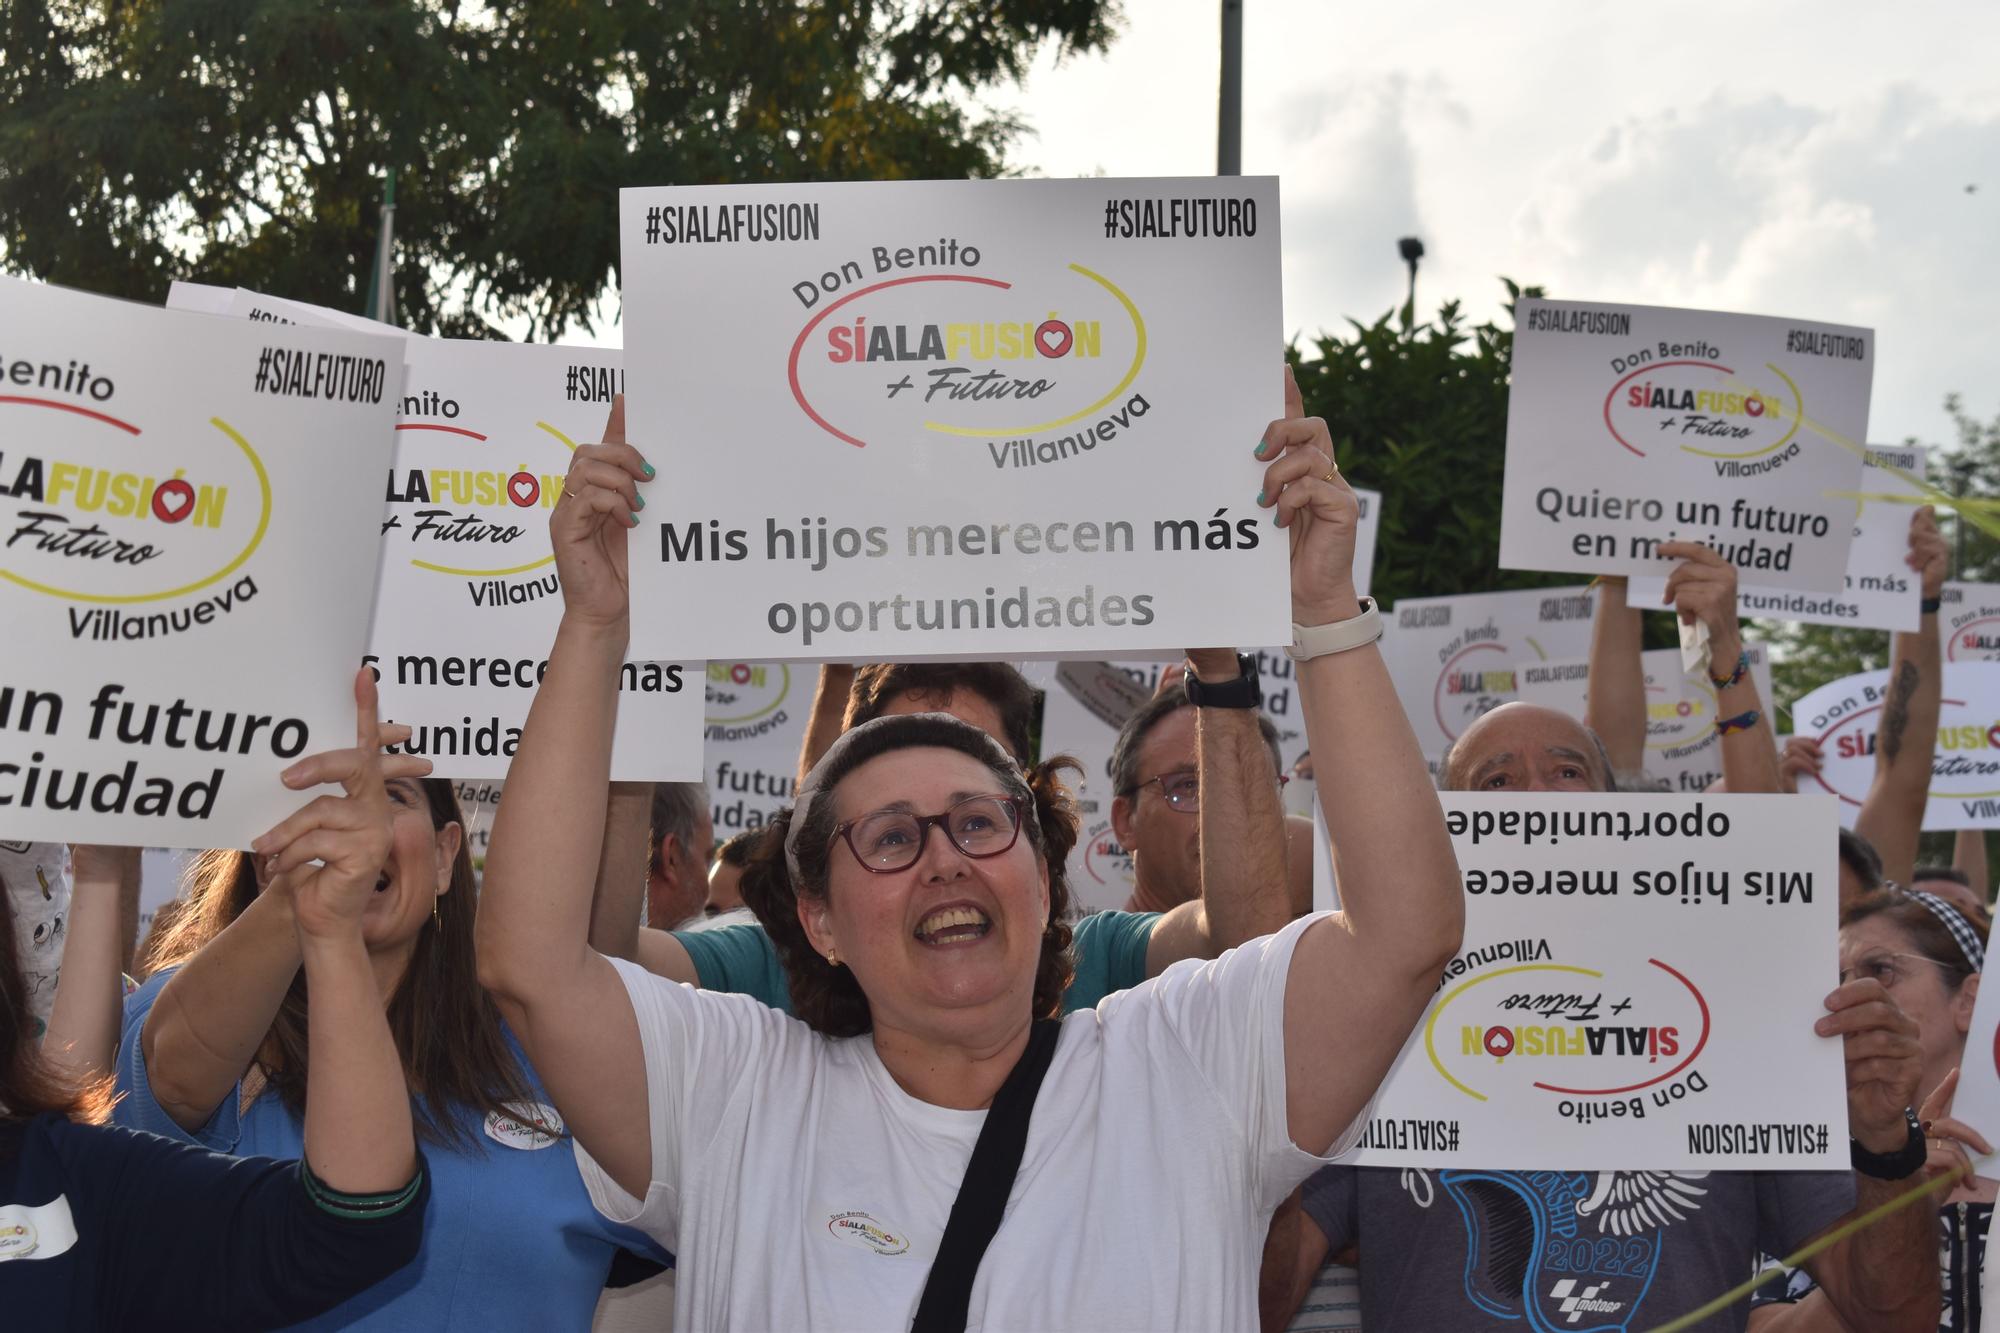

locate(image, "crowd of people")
[[3, 372, 1990, 1330]]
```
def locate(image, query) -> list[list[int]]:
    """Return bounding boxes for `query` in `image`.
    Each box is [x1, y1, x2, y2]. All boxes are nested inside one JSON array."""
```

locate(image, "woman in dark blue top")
[[1, 671, 428, 1329]]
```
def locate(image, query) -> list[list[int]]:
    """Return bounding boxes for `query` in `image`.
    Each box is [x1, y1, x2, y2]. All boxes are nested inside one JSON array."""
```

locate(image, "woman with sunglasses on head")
[[4, 672, 428, 1328], [115, 675, 667, 1330], [477, 378, 1465, 1331], [1759, 887, 1995, 1329]]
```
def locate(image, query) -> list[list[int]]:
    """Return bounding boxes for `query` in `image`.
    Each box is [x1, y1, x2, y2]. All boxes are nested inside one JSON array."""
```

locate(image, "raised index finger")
[[1283, 363, 1303, 421], [603, 394, 626, 447]]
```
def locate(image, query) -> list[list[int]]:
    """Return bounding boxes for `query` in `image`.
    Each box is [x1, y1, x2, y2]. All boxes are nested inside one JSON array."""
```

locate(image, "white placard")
[[216, 291, 703, 781], [1943, 582, 2000, 663], [1792, 662, 2000, 829], [0, 274, 399, 847], [224, 288, 410, 338], [619, 176, 1289, 662], [1628, 445, 1929, 631], [702, 661, 806, 838], [1500, 300, 1871, 589], [1945, 955, 2000, 1160], [1350, 486, 1380, 601], [1513, 646, 1774, 792], [1347, 793, 1844, 1170], [1381, 587, 1600, 780], [163, 281, 234, 316]]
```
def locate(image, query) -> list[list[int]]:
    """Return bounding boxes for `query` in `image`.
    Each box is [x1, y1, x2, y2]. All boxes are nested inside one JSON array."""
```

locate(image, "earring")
[[826, 948, 838, 966], [432, 895, 441, 925]]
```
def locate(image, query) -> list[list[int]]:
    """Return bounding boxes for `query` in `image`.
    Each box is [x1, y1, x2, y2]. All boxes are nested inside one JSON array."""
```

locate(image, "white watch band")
[[1285, 597, 1383, 661]]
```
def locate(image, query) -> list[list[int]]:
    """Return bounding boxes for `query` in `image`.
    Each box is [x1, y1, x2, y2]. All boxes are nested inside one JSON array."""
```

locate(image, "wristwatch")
[[1850, 1108, 1925, 1180], [1183, 652, 1261, 710]]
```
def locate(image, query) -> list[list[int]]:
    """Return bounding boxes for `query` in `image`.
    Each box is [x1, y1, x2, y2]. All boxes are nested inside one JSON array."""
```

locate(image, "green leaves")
[[0, 0, 1118, 336]]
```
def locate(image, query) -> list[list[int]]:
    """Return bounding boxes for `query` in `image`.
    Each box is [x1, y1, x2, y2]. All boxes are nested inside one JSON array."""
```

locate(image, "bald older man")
[[1270, 708, 1938, 1329]]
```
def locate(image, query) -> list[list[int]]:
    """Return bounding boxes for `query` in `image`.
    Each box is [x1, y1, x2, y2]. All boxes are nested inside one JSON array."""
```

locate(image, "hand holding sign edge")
[[551, 395, 650, 633]]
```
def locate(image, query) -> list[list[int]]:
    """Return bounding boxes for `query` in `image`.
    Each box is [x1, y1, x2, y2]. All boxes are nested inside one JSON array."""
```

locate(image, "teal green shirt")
[[673, 910, 1162, 1015]]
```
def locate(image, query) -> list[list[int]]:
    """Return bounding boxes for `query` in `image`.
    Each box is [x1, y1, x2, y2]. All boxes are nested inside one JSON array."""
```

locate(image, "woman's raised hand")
[[1254, 364, 1362, 625], [250, 669, 431, 942], [551, 395, 652, 631]]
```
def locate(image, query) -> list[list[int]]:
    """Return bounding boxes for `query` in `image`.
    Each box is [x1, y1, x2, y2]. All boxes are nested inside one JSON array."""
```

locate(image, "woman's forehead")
[[833, 746, 997, 814], [1839, 914, 1909, 957]]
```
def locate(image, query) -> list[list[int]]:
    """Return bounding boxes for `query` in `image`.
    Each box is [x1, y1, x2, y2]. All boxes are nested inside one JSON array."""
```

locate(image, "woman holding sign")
[[477, 383, 1464, 1330], [4, 672, 428, 1328], [115, 679, 667, 1330], [1763, 888, 1996, 1329]]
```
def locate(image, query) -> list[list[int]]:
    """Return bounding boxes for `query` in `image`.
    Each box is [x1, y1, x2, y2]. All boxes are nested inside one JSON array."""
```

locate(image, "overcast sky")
[[982, 0, 2000, 450]]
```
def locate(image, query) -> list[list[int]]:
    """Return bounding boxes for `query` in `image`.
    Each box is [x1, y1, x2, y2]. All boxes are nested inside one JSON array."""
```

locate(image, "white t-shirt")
[[575, 912, 1359, 1332]]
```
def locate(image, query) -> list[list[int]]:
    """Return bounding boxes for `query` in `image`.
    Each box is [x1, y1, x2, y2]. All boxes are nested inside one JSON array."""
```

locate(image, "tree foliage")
[[0, 0, 1116, 337], [1288, 280, 1589, 611]]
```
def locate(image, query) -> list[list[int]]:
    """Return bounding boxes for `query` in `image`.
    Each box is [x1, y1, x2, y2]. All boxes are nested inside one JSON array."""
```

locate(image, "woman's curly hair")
[[741, 714, 1081, 1038]]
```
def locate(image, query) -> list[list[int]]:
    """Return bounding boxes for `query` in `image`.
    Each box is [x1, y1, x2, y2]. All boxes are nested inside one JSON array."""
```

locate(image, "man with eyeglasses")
[[1108, 653, 1302, 934]]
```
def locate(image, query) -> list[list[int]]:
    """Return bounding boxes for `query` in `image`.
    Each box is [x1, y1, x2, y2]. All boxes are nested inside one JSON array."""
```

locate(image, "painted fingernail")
[[634, 493, 646, 510], [1254, 441, 1269, 457], [1256, 489, 1266, 505], [1272, 511, 1283, 527], [629, 512, 641, 526], [641, 461, 656, 479]]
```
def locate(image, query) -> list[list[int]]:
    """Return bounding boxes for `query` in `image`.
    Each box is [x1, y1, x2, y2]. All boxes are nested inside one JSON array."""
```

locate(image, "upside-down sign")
[[1347, 793, 1843, 1170], [0, 273, 400, 847]]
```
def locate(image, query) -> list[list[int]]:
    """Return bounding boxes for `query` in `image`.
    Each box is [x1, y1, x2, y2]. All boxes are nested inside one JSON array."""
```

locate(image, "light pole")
[[1398, 236, 1424, 320], [1218, 1, 1242, 176]]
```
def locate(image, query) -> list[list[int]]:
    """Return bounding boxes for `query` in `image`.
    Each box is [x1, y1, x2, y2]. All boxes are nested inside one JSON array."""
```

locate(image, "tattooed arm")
[[1855, 508, 1948, 893]]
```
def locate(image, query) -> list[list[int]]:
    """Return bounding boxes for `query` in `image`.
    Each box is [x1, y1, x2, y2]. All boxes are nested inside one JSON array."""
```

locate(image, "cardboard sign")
[[1347, 793, 1845, 1170], [213, 292, 703, 781], [0, 274, 399, 847], [701, 661, 806, 839], [1500, 300, 1871, 588], [1943, 582, 2000, 663], [618, 176, 1288, 661], [1380, 586, 1600, 779], [1628, 445, 1929, 632], [1791, 662, 2000, 829], [1513, 646, 1774, 792]]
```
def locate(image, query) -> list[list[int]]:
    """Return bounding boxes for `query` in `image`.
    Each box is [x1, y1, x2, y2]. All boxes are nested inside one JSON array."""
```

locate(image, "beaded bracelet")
[[1708, 648, 1749, 691], [1716, 709, 1761, 737]]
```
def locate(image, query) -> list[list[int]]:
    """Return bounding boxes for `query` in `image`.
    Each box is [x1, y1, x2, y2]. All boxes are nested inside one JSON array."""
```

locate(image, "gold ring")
[[1322, 469, 1336, 484]]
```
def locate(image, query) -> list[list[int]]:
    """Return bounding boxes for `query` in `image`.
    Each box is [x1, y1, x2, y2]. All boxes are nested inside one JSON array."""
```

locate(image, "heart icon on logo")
[[508, 473, 540, 507], [151, 479, 196, 523], [1034, 319, 1073, 359]]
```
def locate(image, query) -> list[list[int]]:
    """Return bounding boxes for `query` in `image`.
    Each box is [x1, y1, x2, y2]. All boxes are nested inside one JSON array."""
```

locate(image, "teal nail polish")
[[1254, 441, 1269, 458], [629, 511, 641, 525], [634, 493, 646, 510], [641, 462, 656, 479], [1272, 512, 1282, 527], [1256, 489, 1266, 505]]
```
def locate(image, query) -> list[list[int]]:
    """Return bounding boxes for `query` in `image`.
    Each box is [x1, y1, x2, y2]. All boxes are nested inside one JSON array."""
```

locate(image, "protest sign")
[[1380, 586, 1600, 779], [1499, 300, 1871, 588], [164, 281, 234, 317], [1628, 445, 1928, 631], [618, 176, 1288, 661], [1943, 952, 2000, 1165], [1347, 793, 1845, 1170], [1514, 646, 1773, 792], [213, 292, 703, 781], [702, 661, 806, 838], [1351, 486, 1380, 600], [1943, 582, 2000, 663], [223, 287, 409, 338], [0, 274, 399, 847], [1792, 662, 2000, 829]]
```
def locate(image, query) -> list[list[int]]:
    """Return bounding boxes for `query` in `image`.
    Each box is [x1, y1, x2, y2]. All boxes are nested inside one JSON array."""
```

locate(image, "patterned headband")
[[1906, 890, 1987, 974]]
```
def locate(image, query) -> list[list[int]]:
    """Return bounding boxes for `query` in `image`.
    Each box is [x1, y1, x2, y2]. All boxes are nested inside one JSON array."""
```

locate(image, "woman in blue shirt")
[[117, 690, 666, 1331], [6, 670, 429, 1328]]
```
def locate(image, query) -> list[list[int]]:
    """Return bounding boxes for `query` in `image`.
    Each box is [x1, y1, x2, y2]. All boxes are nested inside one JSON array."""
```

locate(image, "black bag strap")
[[910, 1018, 1063, 1333]]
